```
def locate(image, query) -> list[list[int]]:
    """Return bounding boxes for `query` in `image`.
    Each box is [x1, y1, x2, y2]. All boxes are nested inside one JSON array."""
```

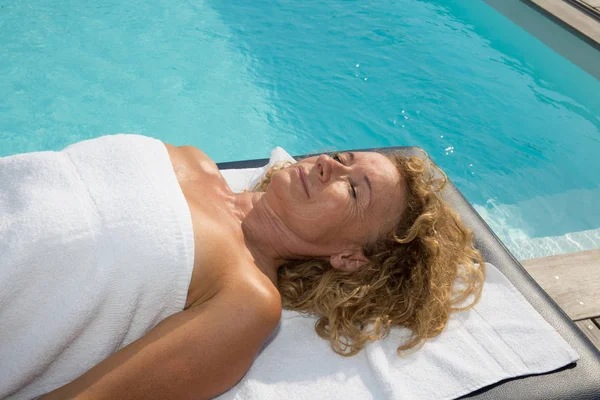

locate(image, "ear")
[[329, 248, 369, 272]]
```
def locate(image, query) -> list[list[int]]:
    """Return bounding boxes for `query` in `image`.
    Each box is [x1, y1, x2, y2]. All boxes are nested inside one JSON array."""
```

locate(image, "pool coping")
[[525, 0, 600, 47], [566, 0, 600, 22]]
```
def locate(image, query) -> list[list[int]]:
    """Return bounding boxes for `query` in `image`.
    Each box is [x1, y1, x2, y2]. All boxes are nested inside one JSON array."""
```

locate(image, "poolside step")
[[473, 186, 600, 261], [521, 249, 600, 320]]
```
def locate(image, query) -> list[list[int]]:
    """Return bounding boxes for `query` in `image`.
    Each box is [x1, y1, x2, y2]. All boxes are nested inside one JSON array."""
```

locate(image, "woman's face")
[[264, 151, 406, 256]]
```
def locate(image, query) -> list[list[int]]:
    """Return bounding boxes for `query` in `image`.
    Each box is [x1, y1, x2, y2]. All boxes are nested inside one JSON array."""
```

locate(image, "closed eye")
[[332, 152, 343, 164], [331, 152, 357, 200], [348, 178, 357, 199]]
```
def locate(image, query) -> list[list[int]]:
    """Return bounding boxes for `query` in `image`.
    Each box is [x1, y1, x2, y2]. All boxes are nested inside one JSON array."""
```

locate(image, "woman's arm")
[[41, 283, 281, 400]]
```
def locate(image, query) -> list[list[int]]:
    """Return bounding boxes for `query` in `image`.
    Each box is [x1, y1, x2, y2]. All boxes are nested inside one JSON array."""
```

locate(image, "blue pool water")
[[1, 0, 599, 259]]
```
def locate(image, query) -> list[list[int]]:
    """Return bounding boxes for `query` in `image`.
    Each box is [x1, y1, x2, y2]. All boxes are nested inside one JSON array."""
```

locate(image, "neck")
[[231, 192, 315, 283]]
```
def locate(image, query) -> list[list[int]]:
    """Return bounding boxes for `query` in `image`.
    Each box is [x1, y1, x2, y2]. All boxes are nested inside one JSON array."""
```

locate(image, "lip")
[[298, 167, 310, 198]]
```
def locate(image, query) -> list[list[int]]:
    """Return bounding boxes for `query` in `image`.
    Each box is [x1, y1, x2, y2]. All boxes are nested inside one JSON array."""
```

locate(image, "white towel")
[[217, 148, 579, 400], [0, 134, 195, 399], [220, 147, 296, 193]]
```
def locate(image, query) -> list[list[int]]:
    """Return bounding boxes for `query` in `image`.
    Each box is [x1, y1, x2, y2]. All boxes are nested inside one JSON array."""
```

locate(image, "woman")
[[1, 134, 483, 399]]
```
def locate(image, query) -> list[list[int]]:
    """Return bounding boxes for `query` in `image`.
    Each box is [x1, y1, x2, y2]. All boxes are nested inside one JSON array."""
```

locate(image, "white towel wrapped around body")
[[0, 134, 195, 399]]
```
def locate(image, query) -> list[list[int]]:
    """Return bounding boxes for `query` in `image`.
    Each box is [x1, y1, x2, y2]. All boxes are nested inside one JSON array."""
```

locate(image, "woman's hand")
[[41, 281, 281, 400]]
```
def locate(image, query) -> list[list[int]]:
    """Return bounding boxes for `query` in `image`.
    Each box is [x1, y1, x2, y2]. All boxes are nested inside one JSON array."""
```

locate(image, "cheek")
[[316, 189, 352, 220], [266, 173, 309, 219], [268, 177, 350, 220]]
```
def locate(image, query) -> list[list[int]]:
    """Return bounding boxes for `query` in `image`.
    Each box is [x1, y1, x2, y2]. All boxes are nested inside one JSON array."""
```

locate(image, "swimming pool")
[[1, 0, 599, 260]]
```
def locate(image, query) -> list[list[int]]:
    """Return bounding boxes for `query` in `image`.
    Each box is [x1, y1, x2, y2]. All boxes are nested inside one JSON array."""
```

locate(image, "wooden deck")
[[521, 248, 600, 352]]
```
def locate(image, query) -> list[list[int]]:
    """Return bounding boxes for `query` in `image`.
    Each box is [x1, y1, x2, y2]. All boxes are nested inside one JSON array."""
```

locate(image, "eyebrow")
[[348, 152, 372, 207]]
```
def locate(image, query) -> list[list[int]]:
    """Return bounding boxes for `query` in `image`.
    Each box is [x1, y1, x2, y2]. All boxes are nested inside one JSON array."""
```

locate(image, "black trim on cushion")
[[217, 146, 600, 400]]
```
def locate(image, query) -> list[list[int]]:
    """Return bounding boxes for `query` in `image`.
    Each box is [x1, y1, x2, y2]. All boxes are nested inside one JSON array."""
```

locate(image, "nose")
[[315, 154, 332, 183]]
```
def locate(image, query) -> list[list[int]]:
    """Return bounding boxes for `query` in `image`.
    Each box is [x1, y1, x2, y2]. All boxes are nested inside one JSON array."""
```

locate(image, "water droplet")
[[364, 77, 368, 81], [440, 135, 444, 139], [469, 164, 473, 167], [404, 115, 408, 120], [401, 124, 405, 128], [579, 301, 584, 305], [356, 64, 360, 68], [401, 110, 405, 114], [589, 325, 594, 330], [445, 152, 449, 155], [554, 276, 559, 280], [393, 120, 396, 124]]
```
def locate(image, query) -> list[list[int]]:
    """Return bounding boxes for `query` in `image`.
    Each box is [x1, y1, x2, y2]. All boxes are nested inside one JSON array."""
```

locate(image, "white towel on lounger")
[[217, 148, 579, 400]]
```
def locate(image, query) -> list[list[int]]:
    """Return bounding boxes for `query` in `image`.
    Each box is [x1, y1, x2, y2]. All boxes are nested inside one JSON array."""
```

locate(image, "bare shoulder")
[[163, 141, 224, 185], [233, 272, 281, 313], [163, 141, 215, 168], [212, 263, 282, 330], [162, 141, 207, 157]]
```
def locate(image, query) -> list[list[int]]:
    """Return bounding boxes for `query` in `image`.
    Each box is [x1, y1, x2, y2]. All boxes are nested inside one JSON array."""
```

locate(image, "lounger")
[[217, 146, 600, 400]]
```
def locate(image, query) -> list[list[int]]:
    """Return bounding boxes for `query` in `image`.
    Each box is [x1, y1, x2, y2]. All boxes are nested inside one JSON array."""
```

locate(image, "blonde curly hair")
[[253, 151, 485, 357]]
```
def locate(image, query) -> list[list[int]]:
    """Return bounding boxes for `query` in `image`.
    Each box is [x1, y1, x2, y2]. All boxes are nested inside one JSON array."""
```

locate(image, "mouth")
[[297, 167, 310, 198]]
